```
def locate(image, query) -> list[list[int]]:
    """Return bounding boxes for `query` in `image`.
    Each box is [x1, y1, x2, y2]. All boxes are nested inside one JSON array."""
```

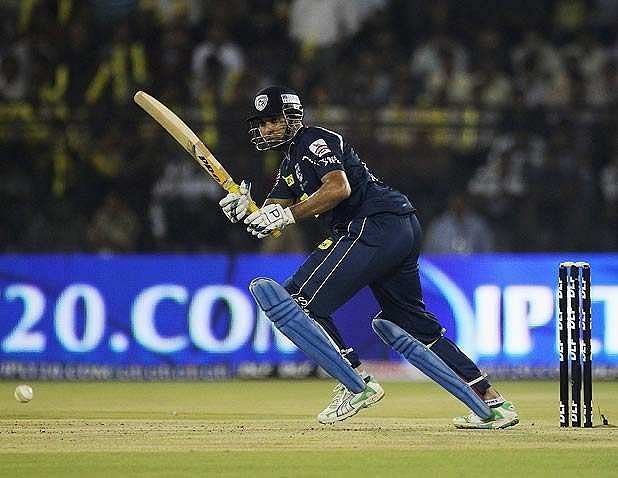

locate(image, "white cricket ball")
[[14, 384, 33, 403]]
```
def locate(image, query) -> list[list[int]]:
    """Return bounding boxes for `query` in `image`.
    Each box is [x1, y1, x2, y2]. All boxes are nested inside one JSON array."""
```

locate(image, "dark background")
[[0, 0, 616, 254]]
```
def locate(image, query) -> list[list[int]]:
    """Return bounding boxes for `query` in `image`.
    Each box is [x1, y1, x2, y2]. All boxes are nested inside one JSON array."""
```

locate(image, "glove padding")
[[219, 180, 252, 223], [244, 203, 295, 238]]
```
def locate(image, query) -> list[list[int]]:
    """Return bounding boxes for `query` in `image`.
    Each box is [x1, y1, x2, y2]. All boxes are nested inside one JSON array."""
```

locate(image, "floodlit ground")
[[1, 380, 616, 477]]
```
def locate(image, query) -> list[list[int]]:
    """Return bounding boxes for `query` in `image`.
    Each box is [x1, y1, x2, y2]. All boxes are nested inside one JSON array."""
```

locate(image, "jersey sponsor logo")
[[302, 155, 319, 166], [284, 174, 295, 186], [294, 163, 304, 183], [281, 93, 300, 104], [318, 238, 333, 250], [309, 139, 332, 157], [255, 94, 268, 111], [319, 155, 340, 165]]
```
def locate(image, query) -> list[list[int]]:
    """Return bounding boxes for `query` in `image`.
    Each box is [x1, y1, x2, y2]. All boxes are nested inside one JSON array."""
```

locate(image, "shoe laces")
[[330, 383, 348, 406], [466, 411, 480, 421]]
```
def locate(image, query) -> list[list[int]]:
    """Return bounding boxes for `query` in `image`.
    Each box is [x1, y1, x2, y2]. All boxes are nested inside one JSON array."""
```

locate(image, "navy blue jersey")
[[268, 126, 415, 227]]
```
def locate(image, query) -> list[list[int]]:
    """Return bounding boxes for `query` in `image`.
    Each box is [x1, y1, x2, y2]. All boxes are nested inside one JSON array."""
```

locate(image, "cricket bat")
[[134, 91, 280, 236]]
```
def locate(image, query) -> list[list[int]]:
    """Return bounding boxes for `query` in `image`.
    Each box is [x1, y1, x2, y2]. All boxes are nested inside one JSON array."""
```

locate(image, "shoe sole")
[[318, 389, 385, 425], [453, 417, 520, 430]]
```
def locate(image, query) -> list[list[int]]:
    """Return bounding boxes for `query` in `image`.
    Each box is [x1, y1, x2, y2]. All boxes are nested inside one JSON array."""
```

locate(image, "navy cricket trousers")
[[283, 212, 490, 392], [284, 212, 441, 344]]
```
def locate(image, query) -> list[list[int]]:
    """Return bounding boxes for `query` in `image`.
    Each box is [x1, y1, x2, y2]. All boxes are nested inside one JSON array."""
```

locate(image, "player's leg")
[[307, 312, 384, 424], [281, 217, 389, 423], [250, 277, 366, 393], [310, 314, 361, 370], [370, 213, 518, 428], [286, 284, 384, 423]]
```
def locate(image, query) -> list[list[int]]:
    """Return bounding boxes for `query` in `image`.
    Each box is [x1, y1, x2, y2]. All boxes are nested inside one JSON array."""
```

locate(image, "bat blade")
[[134, 90, 233, 190], [134, 90, 279, 235]]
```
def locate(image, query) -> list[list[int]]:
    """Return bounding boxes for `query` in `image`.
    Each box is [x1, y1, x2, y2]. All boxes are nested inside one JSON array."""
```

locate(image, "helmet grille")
[[249, 103, 303, 150]]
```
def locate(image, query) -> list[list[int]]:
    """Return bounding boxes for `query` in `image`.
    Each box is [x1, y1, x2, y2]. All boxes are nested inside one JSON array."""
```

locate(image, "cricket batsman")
[[219, 86, 519, 429]]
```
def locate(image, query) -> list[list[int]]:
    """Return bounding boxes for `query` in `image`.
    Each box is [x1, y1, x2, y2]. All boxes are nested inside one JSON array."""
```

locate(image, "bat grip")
[[225, 182, 240, 194]]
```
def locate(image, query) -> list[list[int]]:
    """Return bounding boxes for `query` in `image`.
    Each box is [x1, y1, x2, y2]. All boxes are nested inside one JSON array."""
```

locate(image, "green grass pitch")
[[1, 380, 617, 477]]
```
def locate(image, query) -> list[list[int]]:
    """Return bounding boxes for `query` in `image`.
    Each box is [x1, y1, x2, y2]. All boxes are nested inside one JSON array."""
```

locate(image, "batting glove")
[[219, 180, 252, 223], [244, 203, 295, 238]]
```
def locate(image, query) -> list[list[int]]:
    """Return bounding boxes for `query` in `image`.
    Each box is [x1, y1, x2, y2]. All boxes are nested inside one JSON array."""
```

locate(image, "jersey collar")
[[285, 126, 307, 156]]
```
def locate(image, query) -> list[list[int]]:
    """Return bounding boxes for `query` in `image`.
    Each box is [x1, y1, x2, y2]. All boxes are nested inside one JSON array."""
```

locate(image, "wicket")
[[558, 261, 592, 428]]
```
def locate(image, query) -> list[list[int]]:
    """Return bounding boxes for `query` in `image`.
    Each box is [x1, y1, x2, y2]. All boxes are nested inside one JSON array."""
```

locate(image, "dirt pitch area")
[[1, 380, 616, 477]]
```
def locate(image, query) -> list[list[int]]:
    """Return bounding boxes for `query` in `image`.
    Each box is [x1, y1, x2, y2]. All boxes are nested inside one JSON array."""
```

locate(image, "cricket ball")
[[14, 384, 33, 403]]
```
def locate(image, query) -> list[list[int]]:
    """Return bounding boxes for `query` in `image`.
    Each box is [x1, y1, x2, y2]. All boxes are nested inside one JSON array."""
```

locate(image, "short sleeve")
[[305, 135, 344, 178]]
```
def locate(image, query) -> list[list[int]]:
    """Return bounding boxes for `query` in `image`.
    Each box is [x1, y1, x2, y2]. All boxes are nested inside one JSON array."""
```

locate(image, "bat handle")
[[224, 182, 239, 193]]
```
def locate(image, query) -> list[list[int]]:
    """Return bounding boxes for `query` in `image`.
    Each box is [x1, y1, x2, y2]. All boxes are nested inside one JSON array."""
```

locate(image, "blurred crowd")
[[0, 0, 616, 254]]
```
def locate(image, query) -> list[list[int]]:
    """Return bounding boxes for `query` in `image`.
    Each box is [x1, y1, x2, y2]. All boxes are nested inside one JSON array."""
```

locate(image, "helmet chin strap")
[[281, 115, 303, 143], [287, 122, 303, 139]]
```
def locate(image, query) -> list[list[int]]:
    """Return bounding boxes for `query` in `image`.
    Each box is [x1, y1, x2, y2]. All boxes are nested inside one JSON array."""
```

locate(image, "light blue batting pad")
[[249, 278, 365, 393], [372, 318, 491, 420]]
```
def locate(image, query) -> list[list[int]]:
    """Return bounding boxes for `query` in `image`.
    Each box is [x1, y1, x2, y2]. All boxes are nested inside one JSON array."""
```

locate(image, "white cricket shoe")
[[317, 376, 385, 424], [453, 401, 519, 429]]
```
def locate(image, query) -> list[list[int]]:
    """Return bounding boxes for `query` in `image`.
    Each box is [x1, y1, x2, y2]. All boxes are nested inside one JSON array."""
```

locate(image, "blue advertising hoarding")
[[1, 254, 617, 379]]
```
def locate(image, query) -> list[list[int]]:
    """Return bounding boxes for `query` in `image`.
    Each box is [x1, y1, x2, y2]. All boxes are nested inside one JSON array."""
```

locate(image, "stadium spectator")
[[422, 48, 474, 105], [600, 146, 618, 249], [0, 53, 29, 101], [85, 20, 149, 106], [511, 31, 564, 107], [288, 0, 380, 49], [87, 191, 140, 253], [468, 120, 545, 200], [467, 115, 546, 249], [471, 59, 513, 107], [153, 19, 193, 102], [527, 121, 578, 250], [586, 58, 618, 107], [424, 191, 494, 253], [191, 25, 245, 100], [149, 156, 225, 251], [410, 33, 468, 87]]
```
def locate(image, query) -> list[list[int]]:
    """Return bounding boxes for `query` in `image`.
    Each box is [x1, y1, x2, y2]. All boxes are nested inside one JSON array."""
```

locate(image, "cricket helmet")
[[248, 86, 304, 150]]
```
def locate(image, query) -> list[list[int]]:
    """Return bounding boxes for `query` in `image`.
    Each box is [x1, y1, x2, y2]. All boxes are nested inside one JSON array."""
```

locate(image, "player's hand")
[[244, 204, 295, 238], [219, 180, 252, 223]]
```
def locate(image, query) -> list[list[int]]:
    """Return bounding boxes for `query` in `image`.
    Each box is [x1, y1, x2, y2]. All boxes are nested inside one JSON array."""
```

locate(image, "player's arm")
[[288, 170, 350, 221], [263, 197, 294, 208], [257, 170, 349, 223], [244, 171, 350, 239]]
